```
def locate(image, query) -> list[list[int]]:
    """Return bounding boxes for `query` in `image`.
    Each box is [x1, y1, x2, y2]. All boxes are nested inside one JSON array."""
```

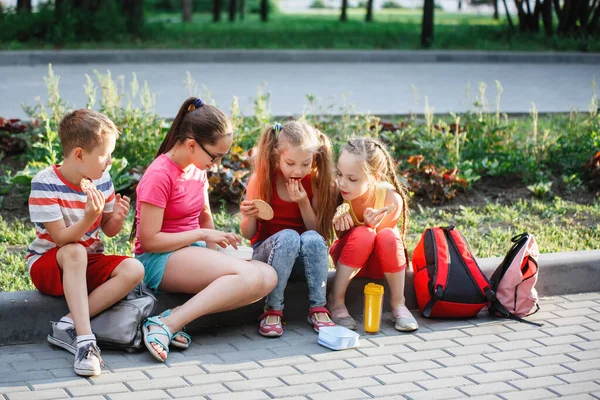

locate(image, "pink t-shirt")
[[134, 154, 207, 254]]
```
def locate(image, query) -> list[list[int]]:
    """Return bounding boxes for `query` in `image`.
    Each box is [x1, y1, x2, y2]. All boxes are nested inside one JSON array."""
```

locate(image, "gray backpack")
[[91, 283, 157, 352]]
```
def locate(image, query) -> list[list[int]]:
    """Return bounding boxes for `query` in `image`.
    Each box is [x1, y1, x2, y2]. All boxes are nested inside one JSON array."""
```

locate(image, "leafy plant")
[[527, 181, 553, 198]]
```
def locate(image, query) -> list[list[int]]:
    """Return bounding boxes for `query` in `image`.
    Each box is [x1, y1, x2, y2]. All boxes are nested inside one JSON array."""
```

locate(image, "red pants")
[[329, 226, 407, 280]]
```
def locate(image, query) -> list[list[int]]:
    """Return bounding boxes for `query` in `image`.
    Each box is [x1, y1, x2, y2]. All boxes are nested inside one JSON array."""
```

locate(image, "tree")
[[239, 0, 246, 21], [365, 0, 374, 22], [17, 0, 32, 12], [341, 0, 348, 21], [182, 0, 192, 23], [229, 0, 237, 21], [123, 0, 144, 35], [261, 0, 268, 21], [421, 0, 435, 47], [213, 0, 222, 22]]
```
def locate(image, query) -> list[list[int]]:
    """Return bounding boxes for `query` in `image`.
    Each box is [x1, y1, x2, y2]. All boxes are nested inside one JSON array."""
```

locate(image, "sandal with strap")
[[307, 306, 336, 333], [159, 309, 192, 349], [258, 309, 284, 337], [143, 316, 174, 362]]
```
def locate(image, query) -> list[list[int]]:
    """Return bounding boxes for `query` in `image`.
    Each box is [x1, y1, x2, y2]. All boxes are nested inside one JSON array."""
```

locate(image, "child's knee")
[[299, 231, 326, 252], [350, 226, 377, 247], [57, 243, 87, 270], [114, 258, 145, 283], [276, 229, 301, 252], [375, 228, 398, 248]]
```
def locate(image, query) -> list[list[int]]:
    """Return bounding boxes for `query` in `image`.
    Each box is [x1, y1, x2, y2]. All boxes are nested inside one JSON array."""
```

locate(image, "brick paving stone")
[[202, 361, 262, 373], [454, 334, 506, 346], [469, 370, 523, 384], [346, 354, 400, 368], [415, 330, 470, 341], [295, 359, 352, 374], [281, 372, 338, 385], [127, 377, 188, 391], [387, 360, 442, 373], [335, 365, 391, 379], [459, 382, 515, 396], [525, 354, 576, 366], [492, 339, 546, 351], [444, 344, 499, 356], [420, 377, 472, 390], [407, 339, 458, 351], [0, 383, 30, 394], [516, 364, 573, 378], [559, 300, 600, 309], [546, 316, 597, 327], [0, 371, 52, 384], [553, 308, 597, 318], [11, 358, 72, 372], [578, 331, 600, 341], [310, 349, 365, 362], [558, 369, 600, 383], [500, 388, 558, 399], [225, 377, 284, 392], [68, 383, 129, 397], [5, 389, 69, 400], [241, 365, 300, 379], [543, 325, 592, 336], [323, 376, 381, 391], [309, 388, 370, 400], [145, 365, 204, 379], [436, 354, 490, 367], [357, 344, 414, 356], [265, 383, 326, 397], [484, 349, 536, 362], [258, 355, 314, 367], [185, 371, 245, 385], [574, 341, 600, 351], [378, 371, 432, 384], [558, 395, 597, 400], [568, 349, 600, 361], [549, 382, 600, 396], [368, 335, 425, 346], [535, 334, 588, 346], [167, 383, 229, 397], [400, 349, 450, 362], [28, 377, 91, 390], [270, 344, 329, 358], [561, 360, 600, 371], [107, 390, 171, 400], [0, 353, 35, 363], [530, 344, 583, 356], [511, 376, 566, 390], [209, 391, 270, 400], [498, 329, 551, 341], [477, 360, 531, 372], [364, 382, 422, 397], [428, 365, 480, 379], [460, 325, 515, 336], [405, 388, 465, 400], [0, 344, 53, 354], [88, 371, 149, 385]]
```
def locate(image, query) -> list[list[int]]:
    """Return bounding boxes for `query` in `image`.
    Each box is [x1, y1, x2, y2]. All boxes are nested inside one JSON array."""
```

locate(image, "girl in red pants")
[[327, 137, 418, 332]]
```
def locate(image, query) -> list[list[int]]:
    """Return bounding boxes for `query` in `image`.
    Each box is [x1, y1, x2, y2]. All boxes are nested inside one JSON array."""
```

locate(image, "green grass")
[[2, 196, 598, 292], [2, 9, 598, 52]]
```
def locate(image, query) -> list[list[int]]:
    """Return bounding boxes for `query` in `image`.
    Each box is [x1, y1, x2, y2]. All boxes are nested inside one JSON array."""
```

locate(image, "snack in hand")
[[80, 178, 96, 195], [332, 203, 350, 224], [252, 199, 274, 220], [382, 203, 397, 214]]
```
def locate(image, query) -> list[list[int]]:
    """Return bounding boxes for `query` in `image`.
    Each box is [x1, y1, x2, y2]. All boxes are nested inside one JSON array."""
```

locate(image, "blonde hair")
[[252, 121, 336, 243], [341, 137, 410, 243], [59, 109, 119, 155]]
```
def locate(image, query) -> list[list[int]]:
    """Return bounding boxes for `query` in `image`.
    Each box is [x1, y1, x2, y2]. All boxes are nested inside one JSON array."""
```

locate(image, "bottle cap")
[[364, 282, 384, 295]]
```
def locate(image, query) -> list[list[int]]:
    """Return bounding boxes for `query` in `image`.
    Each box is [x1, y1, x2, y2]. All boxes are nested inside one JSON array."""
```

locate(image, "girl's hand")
[[204, 230, 242, 249], [286, 178, 308, 204], [240, 200, 259, 218], [334, 213, 354, 233], [363, 207, 387, 229]]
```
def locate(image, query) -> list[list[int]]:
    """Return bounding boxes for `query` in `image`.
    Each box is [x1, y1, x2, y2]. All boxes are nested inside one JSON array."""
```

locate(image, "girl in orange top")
[[328, 137, 418, 332], [240, 121, 337, 337]]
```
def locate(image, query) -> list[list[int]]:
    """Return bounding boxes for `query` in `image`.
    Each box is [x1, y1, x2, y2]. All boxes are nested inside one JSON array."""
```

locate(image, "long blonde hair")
[[252, 121, 336, 243], [342, 137, 410, 243]]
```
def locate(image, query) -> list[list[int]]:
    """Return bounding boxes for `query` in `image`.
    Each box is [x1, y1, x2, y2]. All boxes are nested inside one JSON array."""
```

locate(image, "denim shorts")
[[136, 241, 206, 292]]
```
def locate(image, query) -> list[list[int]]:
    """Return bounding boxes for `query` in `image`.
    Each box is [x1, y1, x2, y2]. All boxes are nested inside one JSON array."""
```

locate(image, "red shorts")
[[330, 226, 407, 280], [30, 247, 129, 297]]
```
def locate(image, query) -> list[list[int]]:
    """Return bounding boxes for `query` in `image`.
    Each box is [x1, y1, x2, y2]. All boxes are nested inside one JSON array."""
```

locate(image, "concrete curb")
[[0, 250, 598, 346], [1, 49, 599, 66]]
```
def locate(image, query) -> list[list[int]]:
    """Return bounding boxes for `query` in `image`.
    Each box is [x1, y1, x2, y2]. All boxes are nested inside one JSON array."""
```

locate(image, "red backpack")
[[412, 226, 496, 318]]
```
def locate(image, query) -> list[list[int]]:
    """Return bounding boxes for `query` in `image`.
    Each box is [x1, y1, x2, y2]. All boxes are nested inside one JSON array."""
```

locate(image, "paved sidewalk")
[[1, 293, 600, 400]]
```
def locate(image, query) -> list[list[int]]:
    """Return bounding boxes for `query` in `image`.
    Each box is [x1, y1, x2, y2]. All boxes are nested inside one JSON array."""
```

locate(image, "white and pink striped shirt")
[[27, 165, 115, 271]]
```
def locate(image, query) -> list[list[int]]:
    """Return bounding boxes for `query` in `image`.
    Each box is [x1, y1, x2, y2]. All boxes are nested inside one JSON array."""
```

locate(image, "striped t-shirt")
[[27, 165, 116, 271]]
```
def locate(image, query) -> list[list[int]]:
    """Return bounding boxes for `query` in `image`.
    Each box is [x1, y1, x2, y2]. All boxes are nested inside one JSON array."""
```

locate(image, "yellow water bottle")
[[363, 283, 384, 334]]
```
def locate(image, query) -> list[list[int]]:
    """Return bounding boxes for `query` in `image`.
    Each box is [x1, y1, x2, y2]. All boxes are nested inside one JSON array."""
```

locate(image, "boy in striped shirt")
[[27, 109, 144, 377]]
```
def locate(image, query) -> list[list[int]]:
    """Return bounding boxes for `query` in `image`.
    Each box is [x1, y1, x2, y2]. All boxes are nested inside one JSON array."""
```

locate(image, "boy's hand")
[[286, 178, 308, 204], [240, 200, 259, 218], [363, 207, 387, 229], [84, 187, 105, 221], [112, 194, 130, 222], [334, 213, 354, 233]]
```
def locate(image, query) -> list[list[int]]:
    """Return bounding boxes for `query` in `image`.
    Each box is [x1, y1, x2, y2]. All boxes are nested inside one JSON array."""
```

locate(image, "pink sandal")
[[307, 307, 336, 332], [258, 309, 284, 337]]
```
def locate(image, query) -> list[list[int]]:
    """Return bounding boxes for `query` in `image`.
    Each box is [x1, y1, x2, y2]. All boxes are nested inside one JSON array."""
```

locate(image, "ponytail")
[[252, 125, 279, 204], [313, 130, 336, 244]]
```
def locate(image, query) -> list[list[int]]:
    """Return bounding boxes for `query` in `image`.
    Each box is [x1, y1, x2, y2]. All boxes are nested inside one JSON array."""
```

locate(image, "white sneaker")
[[391, 305, 419, 332], [73, 342, 104, 377]]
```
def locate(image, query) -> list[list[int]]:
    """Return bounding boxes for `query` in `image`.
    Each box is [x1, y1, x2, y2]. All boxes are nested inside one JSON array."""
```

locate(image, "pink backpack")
[[488, 233, 541, 324]]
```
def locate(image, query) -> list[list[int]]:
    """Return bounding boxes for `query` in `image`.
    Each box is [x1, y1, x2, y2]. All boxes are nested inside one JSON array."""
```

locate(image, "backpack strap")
[[422, 227, 449, 317]]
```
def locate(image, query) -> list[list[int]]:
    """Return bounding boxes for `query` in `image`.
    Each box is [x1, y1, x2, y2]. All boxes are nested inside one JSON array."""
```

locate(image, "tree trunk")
[[366, 0, 374, 22], [458, 0, 462, 11], [341, 0, 348, 21], [239, 0, 246, 21], [589, 0, 600, 33], [541, 0, 553, 35], [261, 0, 268, 22], [493, 0, 499, 19], [17, 0, 32, 12], [213, 0, 222, 22], [182, 0, 192, 23], [502, 0, 515, 28], [422, 0, 435, 47], [229, 0, 237, 22], [122, 0, 144, 35]]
